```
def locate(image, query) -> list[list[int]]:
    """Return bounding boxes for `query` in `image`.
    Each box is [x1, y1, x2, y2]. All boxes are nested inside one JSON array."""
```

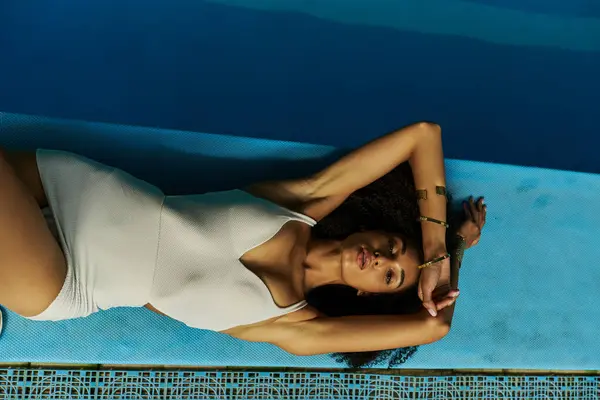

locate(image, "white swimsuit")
[[27, 150, 314, 331]]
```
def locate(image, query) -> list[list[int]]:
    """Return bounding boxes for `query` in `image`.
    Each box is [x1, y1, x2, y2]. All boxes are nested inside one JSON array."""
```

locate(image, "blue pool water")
[[462, 0, 600, 17], [0, 0, 598, 172]]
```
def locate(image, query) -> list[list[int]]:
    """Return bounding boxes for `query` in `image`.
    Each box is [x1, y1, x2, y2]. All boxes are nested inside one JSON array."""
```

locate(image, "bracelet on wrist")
[[418, 253, 450, 270]]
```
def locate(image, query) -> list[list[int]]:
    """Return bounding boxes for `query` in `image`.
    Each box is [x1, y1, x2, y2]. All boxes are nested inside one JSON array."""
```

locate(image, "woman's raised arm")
[[226, 305, 453, 356], [247, 122, 446, 227]]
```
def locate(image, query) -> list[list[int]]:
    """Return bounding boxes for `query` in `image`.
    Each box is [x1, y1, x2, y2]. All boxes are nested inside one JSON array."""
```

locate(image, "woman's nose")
[[373, 251, 389, 269]]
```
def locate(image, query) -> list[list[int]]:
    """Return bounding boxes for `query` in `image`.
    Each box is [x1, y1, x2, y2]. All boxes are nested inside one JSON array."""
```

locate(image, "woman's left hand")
[[419, 196, 487, 316], [432, 283, 460, 311], [418, 246, 451, 317]]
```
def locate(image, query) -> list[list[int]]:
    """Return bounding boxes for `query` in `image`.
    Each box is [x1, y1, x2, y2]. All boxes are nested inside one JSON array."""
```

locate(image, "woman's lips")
[[357, 248, 373, 270]]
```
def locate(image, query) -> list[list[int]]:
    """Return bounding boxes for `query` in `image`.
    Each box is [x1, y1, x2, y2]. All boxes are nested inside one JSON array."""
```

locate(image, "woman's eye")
[[388, 238, 395, 254], [385, 270, 393, 284]]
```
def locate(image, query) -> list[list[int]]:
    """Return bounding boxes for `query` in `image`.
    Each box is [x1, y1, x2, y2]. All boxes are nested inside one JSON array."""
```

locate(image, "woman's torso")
[[38, 150, 317, 330], [148, 189, 316, 331]]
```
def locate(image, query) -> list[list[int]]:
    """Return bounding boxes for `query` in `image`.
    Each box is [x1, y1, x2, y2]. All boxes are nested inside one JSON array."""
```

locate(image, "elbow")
[[409, 122, 442, 152], [416, 121, 441, 131], [437, 320, 451, 340], [415, 121, 442, 137], [425, 316, 452, 343]]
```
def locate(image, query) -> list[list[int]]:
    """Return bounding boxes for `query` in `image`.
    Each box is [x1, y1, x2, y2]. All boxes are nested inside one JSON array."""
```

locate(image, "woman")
[[0, 121, 486, 367], [307, 162, 484, 367]]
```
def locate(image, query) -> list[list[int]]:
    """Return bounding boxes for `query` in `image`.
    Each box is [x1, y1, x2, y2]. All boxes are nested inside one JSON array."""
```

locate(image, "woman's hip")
[[27, 149, 165, 320]]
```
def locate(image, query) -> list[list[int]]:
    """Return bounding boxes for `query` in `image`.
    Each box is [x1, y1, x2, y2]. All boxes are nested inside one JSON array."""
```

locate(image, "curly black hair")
[[306, 162, 460, 369]]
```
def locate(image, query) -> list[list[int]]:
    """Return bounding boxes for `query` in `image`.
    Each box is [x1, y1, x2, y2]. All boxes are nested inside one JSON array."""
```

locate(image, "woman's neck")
[[302, 238, 345, 292]]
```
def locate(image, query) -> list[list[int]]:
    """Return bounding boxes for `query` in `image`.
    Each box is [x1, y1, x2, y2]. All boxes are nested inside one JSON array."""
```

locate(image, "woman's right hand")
[[458, 197, 487, 248]]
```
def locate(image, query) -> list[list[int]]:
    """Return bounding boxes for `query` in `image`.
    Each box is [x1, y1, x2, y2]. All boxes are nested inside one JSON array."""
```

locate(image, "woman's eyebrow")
[[396, 269, 405, 288]]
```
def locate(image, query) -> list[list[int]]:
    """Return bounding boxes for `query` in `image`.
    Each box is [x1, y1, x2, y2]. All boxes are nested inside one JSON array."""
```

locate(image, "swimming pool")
[[0, 0, 599, 173]]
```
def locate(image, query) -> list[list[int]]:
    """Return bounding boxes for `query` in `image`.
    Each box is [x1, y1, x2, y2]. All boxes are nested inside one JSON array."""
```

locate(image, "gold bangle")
[[416, 186, 447, 201], [418, 253, 450, 270], [416, 189, 428, 200], [418, 216, 450, 228]]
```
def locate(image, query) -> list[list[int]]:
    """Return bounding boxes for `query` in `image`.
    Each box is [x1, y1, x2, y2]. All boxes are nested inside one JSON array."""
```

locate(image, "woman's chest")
[[239, 221, 310, 307]]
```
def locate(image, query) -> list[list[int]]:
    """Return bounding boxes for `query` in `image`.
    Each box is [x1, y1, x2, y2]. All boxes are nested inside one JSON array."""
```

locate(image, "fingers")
[[423, 279, 455, 317], [466, 196, 487, 227], [423, 300, 438, 317], [481, 201, 487, 228], [434, 290, 460, 311], [463, 201, 473, 221], [476, 197, 485, 225], [470, 197, 478, 221], [466, 196, 480, 222], [435, 297, 456, 310], [421, 287, 438, 317]]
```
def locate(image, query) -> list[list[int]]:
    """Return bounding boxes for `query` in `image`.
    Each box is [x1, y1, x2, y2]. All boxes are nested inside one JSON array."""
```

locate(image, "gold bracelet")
[[418, 253, 450, 270], [435, 186, 447, 198], [416, 186, 447, 201], [418, 216, 450, 228], [416, 189, 428, 200]]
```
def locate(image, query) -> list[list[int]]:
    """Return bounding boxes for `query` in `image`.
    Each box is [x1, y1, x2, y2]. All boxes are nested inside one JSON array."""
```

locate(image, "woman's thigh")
[[0, 149, 66, 317]]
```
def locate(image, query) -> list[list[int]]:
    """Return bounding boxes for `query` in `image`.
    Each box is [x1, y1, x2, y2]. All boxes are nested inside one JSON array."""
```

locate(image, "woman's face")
[[339, 230, 422, 294]]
